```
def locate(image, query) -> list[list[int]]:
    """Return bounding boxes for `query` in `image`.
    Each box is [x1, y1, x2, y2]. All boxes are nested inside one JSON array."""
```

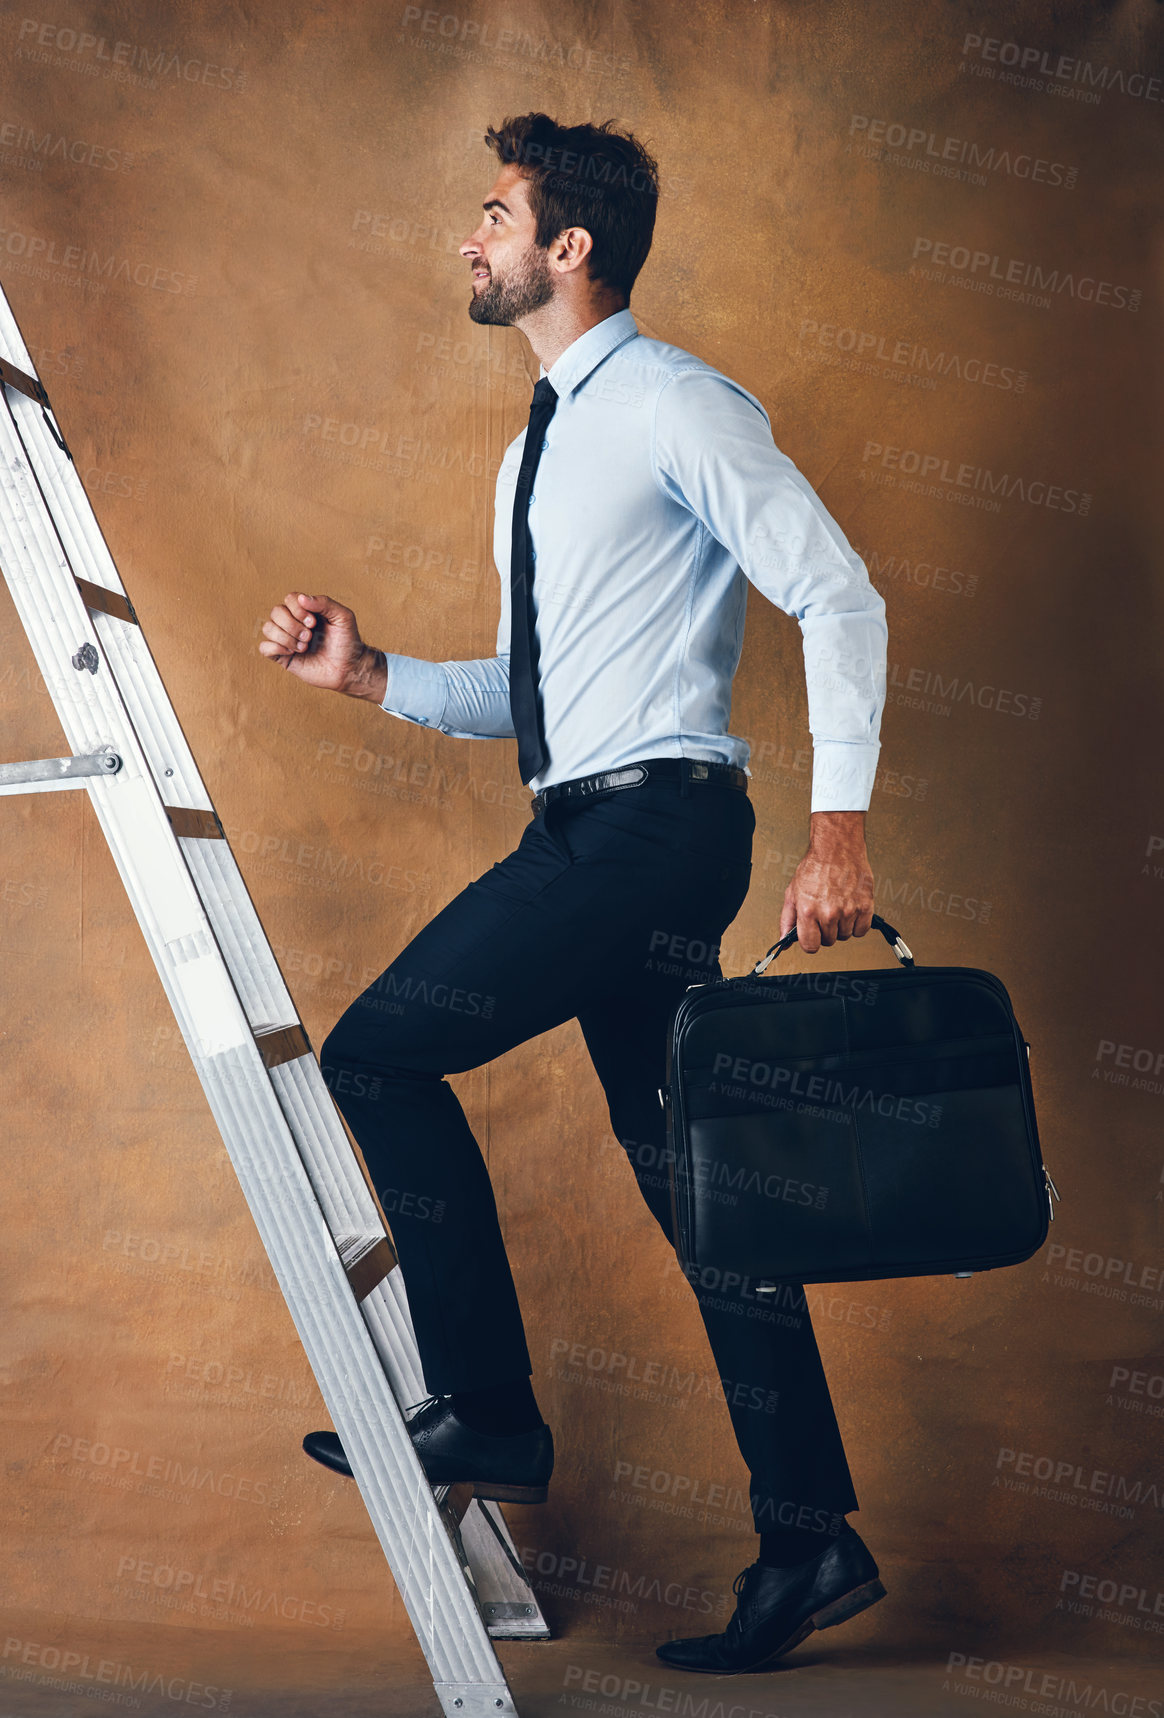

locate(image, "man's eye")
[[489, 214, 499, 224]]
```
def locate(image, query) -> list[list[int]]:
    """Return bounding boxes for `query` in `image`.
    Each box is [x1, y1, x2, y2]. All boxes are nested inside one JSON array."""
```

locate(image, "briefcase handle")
[[751, 913, 915, 976]]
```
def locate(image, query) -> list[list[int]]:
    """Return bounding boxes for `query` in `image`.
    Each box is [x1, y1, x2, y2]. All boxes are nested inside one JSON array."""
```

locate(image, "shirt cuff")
[[810, 741, 881, 813], [379, 653, 449, 729]]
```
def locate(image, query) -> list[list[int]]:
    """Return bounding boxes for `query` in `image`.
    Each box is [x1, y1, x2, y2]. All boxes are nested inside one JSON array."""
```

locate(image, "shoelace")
[[404, 1393, 441, 1419], [732, 1562, 760, 1599]]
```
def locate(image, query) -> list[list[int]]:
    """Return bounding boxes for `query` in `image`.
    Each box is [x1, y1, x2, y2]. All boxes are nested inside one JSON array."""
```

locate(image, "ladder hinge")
[[0, 747, 121, 791]]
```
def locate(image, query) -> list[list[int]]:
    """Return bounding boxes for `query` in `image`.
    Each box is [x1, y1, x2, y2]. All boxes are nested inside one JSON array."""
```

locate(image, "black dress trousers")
[[320, 775, 859, 1534]]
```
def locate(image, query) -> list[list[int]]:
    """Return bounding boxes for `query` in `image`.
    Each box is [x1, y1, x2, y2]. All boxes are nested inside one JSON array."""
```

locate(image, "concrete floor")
[[0, 1608, 1158, 1718]]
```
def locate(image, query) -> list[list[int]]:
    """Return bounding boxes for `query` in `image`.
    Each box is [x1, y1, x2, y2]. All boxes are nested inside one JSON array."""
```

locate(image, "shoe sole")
[[812, 1576, 887, 1631], [470, 1479, 549, 1504], [753, 1578, 888, 1667], [303, 1438, 550, 1503], [307, 1464, 550, 1505], [661, 1577, 887, 1674]]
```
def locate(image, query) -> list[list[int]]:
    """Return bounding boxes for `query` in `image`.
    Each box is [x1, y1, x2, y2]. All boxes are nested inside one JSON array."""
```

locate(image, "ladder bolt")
[[100, 752, 121, 773], [71, 641, 98, 674]]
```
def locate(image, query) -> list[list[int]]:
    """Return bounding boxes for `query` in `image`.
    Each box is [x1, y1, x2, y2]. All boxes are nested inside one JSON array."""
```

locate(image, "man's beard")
[[468, 243, 554, 324]]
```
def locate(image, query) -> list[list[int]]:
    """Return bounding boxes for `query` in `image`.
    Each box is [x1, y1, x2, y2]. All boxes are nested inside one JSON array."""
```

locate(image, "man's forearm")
[[809, 809, 866, 846], [807, 809, 869, 882], [353, 647, 516, 739]]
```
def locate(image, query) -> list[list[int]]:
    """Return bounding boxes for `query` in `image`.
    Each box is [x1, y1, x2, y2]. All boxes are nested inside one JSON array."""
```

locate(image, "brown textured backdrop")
[[1, 0, 1162, 1710]]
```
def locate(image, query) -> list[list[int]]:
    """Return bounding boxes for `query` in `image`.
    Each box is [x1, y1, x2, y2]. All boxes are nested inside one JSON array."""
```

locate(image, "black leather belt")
[[531, 757, 748, 817]]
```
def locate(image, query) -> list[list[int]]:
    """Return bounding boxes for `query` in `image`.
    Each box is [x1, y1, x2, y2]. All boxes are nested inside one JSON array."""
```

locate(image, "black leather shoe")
[[302, 1396, 554, 1504], [656, 1525, 886, 1673]]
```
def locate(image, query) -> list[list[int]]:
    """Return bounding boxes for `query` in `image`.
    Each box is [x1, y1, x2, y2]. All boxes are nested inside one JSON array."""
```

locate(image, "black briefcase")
[[662, 915, 1059, 1285]]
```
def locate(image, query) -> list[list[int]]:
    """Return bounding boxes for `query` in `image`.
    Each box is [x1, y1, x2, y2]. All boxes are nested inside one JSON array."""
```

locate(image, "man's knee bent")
[[319, 1011, 439, 1099]]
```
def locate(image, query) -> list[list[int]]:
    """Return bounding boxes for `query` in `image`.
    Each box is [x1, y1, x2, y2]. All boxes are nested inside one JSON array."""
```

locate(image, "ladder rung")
[[254, 1022, 312, 1067], [336, 1229, 398, 1297], [76, 577, 137, 625], [342, 1235, 396, 1301], [0, 353, 47, 405], [166, 805, 223, 839]]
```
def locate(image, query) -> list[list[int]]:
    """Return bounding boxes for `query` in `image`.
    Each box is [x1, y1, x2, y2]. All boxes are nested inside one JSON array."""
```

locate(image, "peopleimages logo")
[[799, 319, 1027, 394], [0, 1634, 233, 1708], [398, 5, 635, 76], [943, 1653, 1162, 1717], [0, 119, 135, 172], [709, 1052, 942, 1129], [861, 440, 1092, 516], [911, 236, 1140, 312], [960, 32, 1164, 107], [849, 113, 1077, 189], [15, 17, 246, 91], [0, 224, 196, 294], [1060, 1568, 1164, 1619]]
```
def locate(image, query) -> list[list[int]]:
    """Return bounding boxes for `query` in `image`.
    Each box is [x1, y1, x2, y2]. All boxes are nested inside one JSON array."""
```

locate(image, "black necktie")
[[509, 376, 558, 784]]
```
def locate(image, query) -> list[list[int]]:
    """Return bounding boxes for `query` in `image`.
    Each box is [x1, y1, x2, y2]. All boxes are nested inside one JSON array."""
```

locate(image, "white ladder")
[[0, 281, 549, 1717]]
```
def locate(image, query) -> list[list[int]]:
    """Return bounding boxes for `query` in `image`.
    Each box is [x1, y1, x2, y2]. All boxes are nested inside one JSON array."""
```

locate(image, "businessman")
[[260, 112, 889, 1673]]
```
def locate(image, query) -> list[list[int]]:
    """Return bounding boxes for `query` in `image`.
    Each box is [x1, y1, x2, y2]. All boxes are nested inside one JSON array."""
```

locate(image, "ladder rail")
[[0, 387, 507, 1695], [0, 284, 547, 1711]]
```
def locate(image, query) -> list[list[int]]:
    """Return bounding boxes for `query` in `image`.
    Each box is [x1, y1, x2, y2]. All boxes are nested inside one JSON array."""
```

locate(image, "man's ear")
[[552, 225, 595, 276]]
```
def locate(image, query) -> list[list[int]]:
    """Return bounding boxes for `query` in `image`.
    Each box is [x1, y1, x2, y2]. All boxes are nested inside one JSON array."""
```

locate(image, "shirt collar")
[[539, 307, 639, 398]]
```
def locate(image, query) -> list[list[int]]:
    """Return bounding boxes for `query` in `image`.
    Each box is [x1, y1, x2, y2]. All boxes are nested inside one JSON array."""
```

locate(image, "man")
[[260, 112, 889, 1674]]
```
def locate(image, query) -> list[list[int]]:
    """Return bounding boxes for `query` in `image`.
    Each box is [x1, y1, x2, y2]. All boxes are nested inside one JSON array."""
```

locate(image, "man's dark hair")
[[484, 112, 659, 301]]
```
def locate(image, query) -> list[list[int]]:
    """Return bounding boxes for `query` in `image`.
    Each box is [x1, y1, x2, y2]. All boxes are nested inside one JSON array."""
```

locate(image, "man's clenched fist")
[[258, 591, 387, 702]]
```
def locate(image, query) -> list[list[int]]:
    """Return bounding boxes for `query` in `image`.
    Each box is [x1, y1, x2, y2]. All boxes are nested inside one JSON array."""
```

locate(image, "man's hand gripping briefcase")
[[662, 915, 1059, 1285]]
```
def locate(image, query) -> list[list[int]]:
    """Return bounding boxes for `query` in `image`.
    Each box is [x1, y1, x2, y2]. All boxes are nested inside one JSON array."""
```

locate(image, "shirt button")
[[541, 439, 549, 450], [528, 493, 535, 505]]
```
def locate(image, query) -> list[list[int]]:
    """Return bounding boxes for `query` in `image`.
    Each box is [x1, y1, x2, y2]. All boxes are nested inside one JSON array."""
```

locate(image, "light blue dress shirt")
[[379, 307, 887, 811]]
